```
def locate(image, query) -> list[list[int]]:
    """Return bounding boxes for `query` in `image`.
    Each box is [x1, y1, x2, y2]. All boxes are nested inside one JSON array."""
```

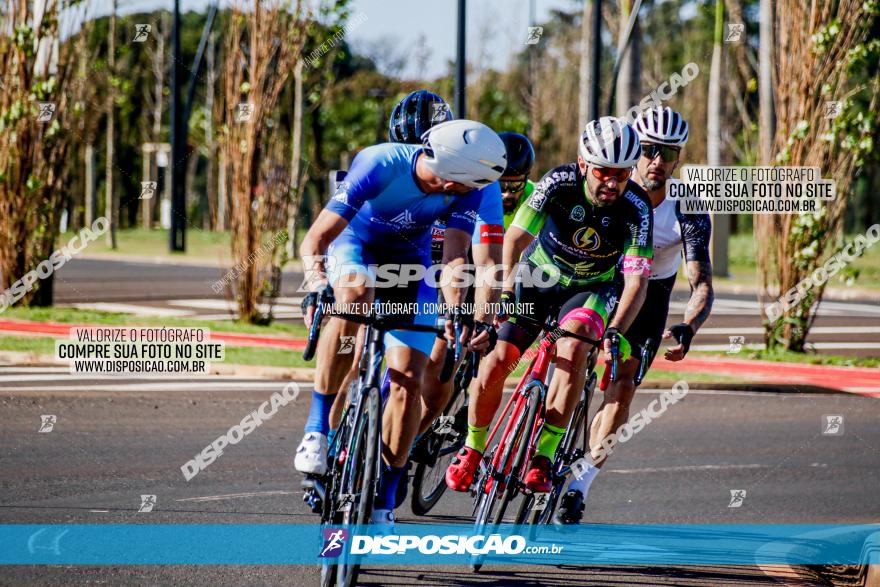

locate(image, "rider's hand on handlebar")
[[496, 291, 516, 324], [468, 321, 497, 352], [301, 284, 332, 330], [601, 327, 632, 364]]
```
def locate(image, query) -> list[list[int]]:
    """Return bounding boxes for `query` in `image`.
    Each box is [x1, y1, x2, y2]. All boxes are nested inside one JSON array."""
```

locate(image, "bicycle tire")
[[534, 371, 597, 527], [494, 382, 542, 526], [333, 385, 381, 587], [410, 397, 467, 516]]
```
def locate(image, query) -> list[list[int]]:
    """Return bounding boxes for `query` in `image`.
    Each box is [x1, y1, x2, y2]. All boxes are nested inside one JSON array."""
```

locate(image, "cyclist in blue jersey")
[[294, 119, 507, 526]]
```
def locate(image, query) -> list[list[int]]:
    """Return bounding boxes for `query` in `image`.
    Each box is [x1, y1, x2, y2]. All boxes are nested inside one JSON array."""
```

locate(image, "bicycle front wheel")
[[333, 384, 381, 587]]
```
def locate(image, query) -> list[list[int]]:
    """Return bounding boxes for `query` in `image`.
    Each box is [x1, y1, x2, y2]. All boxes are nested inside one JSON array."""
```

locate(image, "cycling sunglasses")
[[642, 143, 681, 163], [499, 180, 526, 193], [590, 166, 632, 182]]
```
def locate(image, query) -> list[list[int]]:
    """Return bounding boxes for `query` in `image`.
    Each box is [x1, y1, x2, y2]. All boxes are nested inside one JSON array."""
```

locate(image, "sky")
[[81, 0, 578, 78]]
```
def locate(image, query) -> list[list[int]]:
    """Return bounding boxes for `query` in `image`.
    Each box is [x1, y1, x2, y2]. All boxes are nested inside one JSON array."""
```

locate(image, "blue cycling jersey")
[[325, 143, 498, 253]]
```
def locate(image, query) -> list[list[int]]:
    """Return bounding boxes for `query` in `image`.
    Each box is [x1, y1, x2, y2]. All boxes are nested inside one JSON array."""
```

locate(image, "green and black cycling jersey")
[[511, 162, 654, 288], [502, 179, 535, 230]]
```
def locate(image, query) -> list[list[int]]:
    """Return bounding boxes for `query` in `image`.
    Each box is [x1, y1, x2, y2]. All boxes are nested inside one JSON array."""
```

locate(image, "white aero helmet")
[[579, 116, 641, 169], [421, 119, 507, 188], [634, 106, 689, 146]]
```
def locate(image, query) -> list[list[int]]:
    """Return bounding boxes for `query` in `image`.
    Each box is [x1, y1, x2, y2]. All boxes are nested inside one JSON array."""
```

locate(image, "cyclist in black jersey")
[[446, 117, 653, 495], [553, 107, 715, 526]]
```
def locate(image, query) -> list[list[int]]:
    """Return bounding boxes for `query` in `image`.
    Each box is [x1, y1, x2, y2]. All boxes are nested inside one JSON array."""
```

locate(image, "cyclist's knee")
[[478, 342, 520, 391], [334, 281, 372, 307], [387, 371, 422, 404], [555, 337, 595, 364]]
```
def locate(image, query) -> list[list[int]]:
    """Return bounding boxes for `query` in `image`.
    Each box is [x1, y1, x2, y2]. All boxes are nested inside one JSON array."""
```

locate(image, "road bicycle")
[[469, 313, 620, 570], [300, 289, 448, 587]]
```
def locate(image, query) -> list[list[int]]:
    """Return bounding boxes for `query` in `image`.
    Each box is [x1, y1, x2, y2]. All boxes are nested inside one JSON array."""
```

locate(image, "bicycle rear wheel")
[[329, 385, 381, 587], [411, 388, 467, 516]]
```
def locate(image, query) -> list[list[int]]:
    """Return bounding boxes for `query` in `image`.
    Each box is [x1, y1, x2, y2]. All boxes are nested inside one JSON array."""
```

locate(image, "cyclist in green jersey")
[[498, 132, 537, 229], [446, 117, 653, 495]]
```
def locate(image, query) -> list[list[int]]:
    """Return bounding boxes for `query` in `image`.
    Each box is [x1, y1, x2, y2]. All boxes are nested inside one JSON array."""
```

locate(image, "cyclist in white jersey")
[[553, 106, 715, 525]]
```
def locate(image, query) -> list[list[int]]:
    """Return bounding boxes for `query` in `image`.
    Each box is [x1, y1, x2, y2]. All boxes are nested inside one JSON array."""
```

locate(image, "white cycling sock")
[[567, 462, 600, 498]]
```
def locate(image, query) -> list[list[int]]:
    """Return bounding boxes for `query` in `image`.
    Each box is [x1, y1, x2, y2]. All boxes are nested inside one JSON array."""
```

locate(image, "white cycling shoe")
[[294, 432, 328, 475]]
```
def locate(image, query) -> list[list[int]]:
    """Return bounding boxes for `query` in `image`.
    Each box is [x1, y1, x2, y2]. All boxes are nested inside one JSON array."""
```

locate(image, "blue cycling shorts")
[[327, 229, 438, 356]]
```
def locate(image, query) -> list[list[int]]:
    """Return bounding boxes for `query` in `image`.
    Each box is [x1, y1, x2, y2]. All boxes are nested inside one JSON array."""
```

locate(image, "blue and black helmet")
[[388, 90, 454, 144]]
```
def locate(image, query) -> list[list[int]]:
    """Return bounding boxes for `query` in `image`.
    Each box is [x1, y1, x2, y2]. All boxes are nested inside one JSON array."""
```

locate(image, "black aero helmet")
[[388, 90, 454, 144], [498, 132, 536, 177]]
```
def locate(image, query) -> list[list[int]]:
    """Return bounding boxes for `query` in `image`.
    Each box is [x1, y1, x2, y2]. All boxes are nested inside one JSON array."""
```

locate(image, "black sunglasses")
[[642, 143, 681, 163], [500, 180, 526, 193]]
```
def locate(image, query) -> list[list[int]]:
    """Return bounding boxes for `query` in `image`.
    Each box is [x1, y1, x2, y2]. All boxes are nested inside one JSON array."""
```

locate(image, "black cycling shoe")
[[552, 490, 585, 526]]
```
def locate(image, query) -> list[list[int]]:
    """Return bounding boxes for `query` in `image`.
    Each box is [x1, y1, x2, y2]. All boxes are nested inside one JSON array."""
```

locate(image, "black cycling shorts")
[[624, 274, 677, 354], [497, 278, 618, 355]]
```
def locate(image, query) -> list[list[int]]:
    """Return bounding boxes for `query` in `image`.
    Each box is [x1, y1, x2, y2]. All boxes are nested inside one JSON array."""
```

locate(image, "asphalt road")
[[52, 257, 880, 358], [1, 368, 878, 585]]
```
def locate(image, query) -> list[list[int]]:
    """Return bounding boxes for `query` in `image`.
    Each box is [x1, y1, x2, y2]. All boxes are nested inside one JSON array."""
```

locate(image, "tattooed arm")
[[683, 259, 714, 332]]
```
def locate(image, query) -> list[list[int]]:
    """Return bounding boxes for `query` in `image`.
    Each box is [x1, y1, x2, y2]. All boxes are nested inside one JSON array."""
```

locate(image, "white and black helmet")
[[421, 119, 507, 188], [579, 116, 641, 169], [634, 106, 689, 146]]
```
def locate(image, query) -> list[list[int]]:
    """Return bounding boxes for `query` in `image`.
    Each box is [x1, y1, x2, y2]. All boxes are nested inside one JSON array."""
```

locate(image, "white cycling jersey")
[[649, 179, 712, 280]]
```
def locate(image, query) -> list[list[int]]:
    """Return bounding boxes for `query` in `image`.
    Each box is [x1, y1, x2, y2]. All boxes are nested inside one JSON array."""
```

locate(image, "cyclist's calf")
[[470, 341, 520, 426]]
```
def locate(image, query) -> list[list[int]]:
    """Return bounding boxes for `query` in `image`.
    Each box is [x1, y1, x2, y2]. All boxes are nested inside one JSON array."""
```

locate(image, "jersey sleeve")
[[621, 190, 654, 276], [471, 182, 504, 246], [511, 175, 552, 236], [324, 146, 395, 221], [675, 202, 712, 263], [445, 186, 485, 236]]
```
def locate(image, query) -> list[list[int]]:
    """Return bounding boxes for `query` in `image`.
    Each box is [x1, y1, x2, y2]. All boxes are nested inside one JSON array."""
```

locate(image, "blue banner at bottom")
[[2, 524, 878, 565]]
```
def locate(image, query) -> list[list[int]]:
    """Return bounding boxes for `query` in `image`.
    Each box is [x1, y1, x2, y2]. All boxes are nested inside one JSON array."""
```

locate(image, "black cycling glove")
[[667, 322, 695, 356], [473, 320, 498, 353]]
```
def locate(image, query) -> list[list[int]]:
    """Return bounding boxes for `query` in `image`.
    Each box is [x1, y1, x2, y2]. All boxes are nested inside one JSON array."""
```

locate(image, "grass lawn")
[[717, 232, 880, 290], [59, 228, 306, 264], [692, 348, 880, 369]]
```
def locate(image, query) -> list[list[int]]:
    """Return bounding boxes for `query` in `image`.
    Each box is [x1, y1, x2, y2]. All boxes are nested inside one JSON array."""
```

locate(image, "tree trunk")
[[615, 1, 640, 117], [707, 0, 730, 276], [286, 59, 304, 259], [85, 144, 95, 226], [105, 0, 117, 248], [578, 0, 595, 130]]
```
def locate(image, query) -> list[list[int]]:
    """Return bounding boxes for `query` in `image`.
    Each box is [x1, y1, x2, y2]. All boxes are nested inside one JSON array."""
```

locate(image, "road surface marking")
[[63, 302, 196, 317], [176, 490, 296, 502], [607, 464, 771, 474]]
